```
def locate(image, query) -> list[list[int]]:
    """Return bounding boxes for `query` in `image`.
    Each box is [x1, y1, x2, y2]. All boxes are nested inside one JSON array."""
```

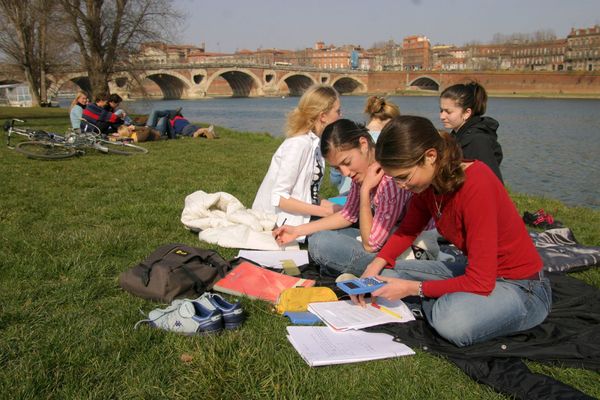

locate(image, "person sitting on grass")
[[69, 91, 88, 132], [81, 92, 124, 135], [252, 84, 342, 231], [330, 96, 400, 196], [273, 119, 416, 277], [107, 93, 133, 126], [439, 81, 503, 182], [354, 115, 551, 347]]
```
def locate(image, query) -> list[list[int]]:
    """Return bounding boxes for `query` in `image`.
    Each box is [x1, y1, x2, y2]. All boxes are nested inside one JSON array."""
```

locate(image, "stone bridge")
[[6, 62, 598, 99], [46, 63, 371, 99]]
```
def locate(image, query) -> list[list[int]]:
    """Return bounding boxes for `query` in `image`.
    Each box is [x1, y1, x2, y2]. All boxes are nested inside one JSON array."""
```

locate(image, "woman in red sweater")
[[356, 115, 551, 347]]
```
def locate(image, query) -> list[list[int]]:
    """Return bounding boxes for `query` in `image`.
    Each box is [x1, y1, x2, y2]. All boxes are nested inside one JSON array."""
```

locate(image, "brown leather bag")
[[119, 243, 231, 302]]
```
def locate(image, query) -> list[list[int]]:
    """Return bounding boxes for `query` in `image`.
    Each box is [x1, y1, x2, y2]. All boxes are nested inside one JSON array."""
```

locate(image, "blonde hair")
[[364, 96, 400, 121], [285, 84, 339, 137], [70, 91, 88, 110]]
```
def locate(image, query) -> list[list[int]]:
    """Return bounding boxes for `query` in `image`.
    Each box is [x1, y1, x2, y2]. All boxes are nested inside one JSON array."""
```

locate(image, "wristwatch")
[[417, 281, 424, 298]]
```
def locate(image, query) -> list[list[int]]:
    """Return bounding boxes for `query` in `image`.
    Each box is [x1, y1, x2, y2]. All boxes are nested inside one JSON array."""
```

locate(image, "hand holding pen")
[[272, 218, 297, 245]]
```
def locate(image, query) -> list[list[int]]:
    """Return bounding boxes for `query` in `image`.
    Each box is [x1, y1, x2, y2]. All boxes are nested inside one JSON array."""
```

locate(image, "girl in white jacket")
[[253, 84, 341, 229]]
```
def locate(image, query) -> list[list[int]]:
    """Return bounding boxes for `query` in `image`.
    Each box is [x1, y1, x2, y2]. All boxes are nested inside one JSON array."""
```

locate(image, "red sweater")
[[377, 161, 542, 298]]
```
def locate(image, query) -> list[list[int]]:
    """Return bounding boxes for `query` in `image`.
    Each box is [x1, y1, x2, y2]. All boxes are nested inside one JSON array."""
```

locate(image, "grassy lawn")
[[0, 107, 598, 399]]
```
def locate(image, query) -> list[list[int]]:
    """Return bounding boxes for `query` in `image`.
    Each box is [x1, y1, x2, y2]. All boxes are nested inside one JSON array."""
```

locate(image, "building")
[[402, 35, 431, 70], [511, 39, 567, 71], [565, 25, 600, 71]]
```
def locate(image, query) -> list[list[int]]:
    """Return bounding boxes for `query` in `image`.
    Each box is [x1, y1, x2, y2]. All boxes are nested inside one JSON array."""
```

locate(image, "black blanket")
[[365, 273, 600, 399]]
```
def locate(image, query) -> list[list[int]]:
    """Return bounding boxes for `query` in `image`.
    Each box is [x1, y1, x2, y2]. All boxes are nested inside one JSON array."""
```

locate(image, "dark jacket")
[[81, 102, 123, 135], [453, 116, 504, 182]]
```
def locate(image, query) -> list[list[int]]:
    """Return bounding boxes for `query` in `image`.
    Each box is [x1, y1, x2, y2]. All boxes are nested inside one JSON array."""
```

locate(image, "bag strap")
[[179, 264, 208, 295], [140, 244, 184, 286]]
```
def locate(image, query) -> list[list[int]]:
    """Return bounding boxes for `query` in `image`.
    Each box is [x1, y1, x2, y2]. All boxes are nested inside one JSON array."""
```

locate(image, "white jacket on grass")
[[181, 190, 298, 251]]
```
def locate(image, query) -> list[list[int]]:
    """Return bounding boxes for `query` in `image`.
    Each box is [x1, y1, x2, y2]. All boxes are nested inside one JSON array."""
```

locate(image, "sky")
[[172, 0, 600, 53]]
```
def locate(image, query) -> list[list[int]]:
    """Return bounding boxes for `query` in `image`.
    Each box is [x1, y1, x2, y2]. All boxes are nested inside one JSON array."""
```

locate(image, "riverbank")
[[1, 107, 598, 398]]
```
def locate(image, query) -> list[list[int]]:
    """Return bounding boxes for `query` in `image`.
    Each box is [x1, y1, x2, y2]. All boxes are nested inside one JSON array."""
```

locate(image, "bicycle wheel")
[[15, 141, 79, 160], [97, 139, 148, 155]]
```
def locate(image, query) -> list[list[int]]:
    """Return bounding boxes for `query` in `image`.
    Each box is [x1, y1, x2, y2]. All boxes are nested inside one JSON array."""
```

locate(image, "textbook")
[[286, 326, 415, 367], [213, 261, 315, 303]]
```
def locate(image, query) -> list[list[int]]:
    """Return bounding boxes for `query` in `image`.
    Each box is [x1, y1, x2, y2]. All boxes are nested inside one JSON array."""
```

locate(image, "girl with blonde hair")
[[253, 84, 342, 232], [69, 91, 88, 131]]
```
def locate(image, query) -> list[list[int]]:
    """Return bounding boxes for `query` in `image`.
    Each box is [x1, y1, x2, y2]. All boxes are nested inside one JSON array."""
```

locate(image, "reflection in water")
[[58, 96, 600, 209]]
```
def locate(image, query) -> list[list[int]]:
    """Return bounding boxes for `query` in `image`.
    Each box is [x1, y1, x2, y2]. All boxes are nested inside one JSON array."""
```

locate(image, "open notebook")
[[287, 326, 415, 367]]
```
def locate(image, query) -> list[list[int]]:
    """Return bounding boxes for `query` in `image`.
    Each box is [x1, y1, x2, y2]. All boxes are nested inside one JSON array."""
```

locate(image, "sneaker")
[[135, 300, 222, 335], [194, 293, 244, 330]]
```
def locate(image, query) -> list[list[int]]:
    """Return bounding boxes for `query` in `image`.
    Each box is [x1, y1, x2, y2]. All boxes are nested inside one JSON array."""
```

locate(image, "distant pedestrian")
[[252, 84, 342, 233], [439, 81, 503, 182]]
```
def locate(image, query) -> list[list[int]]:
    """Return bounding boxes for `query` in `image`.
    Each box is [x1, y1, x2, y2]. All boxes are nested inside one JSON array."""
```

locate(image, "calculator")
[[336, 277, 386, 295]]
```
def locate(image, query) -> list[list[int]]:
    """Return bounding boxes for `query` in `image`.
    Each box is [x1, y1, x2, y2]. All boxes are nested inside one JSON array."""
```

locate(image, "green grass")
[[0, 107, 599, 399]]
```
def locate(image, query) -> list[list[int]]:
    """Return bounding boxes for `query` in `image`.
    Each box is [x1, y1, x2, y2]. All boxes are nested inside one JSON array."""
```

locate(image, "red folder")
[[213, 261, 315, 303]]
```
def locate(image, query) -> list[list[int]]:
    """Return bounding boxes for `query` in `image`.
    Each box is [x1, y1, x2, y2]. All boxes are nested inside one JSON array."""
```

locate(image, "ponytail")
[[440, 81, 488, 117]]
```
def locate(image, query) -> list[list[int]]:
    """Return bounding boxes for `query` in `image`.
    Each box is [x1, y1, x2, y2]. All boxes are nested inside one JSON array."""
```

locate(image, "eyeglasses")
[[392, 152, 426, 186], [393, 165, 418, 186]]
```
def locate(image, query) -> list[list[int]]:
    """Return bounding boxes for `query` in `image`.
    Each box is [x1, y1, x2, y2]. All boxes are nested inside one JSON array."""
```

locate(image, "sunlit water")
[[58, 96, 600, 209]]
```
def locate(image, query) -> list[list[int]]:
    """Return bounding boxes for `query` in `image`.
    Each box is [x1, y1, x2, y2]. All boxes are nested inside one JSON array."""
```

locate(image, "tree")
[[0, 0, 69, 106], [59, 0, 182, 97]]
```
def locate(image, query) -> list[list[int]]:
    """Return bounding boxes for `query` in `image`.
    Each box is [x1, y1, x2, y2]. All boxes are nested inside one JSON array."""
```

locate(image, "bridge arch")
[[278, 72, 317, 96], [408, 76, 440, 91], [47, 73, 92, 98], [137, 70, 193, 99], [331, 76, 366, 94], [204, 68, 262, 97]]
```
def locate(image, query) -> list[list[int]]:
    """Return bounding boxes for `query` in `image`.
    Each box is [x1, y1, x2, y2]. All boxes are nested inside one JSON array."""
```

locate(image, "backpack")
[[119, 243, 231, 303]]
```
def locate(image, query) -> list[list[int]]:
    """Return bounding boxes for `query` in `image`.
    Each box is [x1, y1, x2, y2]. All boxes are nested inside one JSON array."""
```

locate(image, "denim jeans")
[[147, 110, 174, 138], [380, 260, 552, 347], [308, 228, 376, 277]]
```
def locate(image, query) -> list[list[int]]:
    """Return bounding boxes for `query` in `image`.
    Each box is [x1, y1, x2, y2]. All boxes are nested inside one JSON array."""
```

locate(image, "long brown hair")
[[320, 119, 373, 157], [376, 116, 465, 193]]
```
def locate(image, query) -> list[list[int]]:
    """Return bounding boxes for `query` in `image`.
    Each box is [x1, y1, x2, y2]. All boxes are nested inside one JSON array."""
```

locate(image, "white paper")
[[307, 299, 415, 331], [286, 326, 415, 367], [237, 249, 308, 269]]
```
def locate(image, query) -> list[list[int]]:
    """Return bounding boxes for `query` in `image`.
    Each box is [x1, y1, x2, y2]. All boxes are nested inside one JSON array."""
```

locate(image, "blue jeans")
[[147, 110, 175, 138], [308, 228, 377, 277], [380, 260, 552, 347]]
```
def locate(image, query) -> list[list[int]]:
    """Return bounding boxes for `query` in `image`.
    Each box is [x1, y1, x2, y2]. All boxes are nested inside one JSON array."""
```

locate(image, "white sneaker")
[[135, 300, 222, 335]]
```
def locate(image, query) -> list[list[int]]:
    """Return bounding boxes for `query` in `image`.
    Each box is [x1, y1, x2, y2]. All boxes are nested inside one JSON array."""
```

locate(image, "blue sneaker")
[[135, 300, 222, 335], [194, 293, 245, 330]]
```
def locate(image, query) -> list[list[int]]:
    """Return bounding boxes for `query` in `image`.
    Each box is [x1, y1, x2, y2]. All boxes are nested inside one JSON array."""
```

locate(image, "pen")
[[371, 302, 402, 319], [275, 218, 287, 240]]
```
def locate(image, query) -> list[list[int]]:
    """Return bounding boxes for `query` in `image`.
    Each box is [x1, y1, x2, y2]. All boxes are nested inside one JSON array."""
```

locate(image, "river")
[[60, 95, 600, 210]]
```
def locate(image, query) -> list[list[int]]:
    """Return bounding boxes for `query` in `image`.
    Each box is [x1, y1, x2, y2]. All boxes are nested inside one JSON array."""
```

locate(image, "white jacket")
[[181, 190, 298, 250], [252, 131, 323, 228]]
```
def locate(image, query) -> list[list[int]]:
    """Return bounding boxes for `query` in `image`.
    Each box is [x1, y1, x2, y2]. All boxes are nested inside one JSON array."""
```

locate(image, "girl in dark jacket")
[[439, 82, 504, 182]]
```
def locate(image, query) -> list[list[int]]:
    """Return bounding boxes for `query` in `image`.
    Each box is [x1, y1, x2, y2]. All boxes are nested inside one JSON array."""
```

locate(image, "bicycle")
[[4, 119, 148, 160]]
